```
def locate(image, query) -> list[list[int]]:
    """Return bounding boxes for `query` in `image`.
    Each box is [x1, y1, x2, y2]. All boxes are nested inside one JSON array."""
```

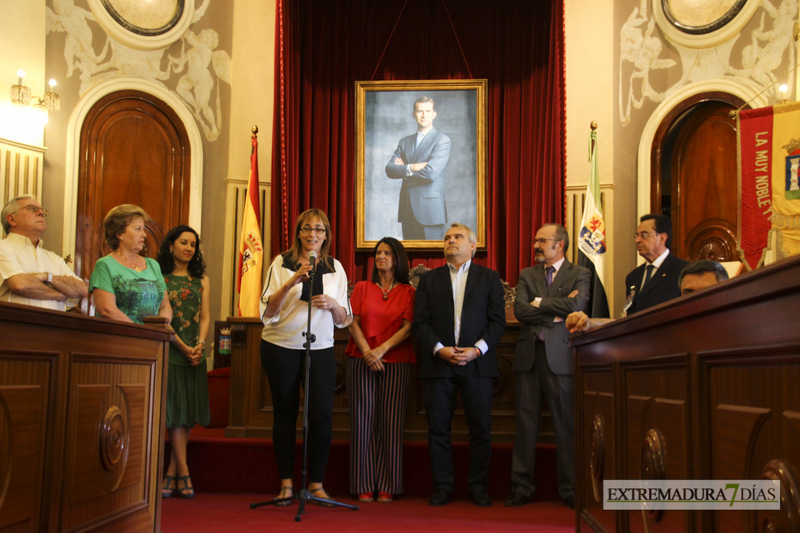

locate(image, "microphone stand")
[[250, 263, 358, 521]]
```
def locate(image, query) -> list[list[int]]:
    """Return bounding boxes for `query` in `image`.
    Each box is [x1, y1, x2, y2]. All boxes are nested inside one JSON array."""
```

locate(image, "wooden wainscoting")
[[574, 255, 800, 532], [225, 317, 556, 444], [0, 303, 171, 533]]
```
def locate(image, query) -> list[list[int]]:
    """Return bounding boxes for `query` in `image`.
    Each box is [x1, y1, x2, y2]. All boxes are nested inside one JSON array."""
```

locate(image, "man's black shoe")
[[470, 489, 491, 507], [503, 491, 533, 507], [564, 495, 575, 509], [429, 489, 452, 506]]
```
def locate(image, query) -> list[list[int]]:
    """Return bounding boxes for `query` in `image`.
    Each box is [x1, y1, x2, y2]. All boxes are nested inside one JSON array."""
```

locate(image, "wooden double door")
[[652, 93, 745, 262], [75, 90, 192, 280]]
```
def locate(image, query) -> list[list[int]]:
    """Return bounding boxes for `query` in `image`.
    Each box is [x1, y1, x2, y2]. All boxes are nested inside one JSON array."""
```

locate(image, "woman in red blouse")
[[346, 237, 415, 503]]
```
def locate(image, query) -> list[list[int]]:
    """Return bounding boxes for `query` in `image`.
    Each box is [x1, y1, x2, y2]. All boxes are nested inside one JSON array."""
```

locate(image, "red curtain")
[[271, 0, 565, 286]]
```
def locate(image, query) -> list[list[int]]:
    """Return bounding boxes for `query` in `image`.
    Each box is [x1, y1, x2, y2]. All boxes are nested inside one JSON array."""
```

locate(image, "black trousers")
[[260, 340, 335, 483], [423, 375, 493, 493]]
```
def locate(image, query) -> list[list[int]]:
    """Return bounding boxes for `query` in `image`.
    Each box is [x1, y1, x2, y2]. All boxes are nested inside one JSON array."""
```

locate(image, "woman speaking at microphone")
[[259, 208, 352, 506]]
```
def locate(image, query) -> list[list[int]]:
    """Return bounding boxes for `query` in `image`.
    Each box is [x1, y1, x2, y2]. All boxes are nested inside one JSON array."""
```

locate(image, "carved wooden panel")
[[702, 349, 800, 532], [0, 302, 170, 533], [61, 357, 153, 530], [622, 360, 691, 533], [651, 94, 745, 262], [226, 318, 536, 444], [76, 89, 191, 279], [0, 354, 52, 533], [671, 103, 738, 261], [577, 366, 615, 533], [574, 255, 800, 532]]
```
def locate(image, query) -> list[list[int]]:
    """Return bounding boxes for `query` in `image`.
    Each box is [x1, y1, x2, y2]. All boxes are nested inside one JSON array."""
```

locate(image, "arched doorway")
[[75, 89, 192, 279], [636, 80, 767, 265], [651, 92, 745, 261]]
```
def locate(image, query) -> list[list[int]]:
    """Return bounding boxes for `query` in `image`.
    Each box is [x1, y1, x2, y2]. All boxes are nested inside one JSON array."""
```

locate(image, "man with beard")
[[504, 223, 590, 509]]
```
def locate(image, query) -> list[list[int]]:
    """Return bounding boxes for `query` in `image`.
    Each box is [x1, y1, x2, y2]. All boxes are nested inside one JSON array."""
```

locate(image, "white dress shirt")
[[0, 233, 81, 311]]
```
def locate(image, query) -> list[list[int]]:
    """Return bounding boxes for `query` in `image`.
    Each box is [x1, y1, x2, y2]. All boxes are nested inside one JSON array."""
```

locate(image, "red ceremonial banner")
[[738, 106, 774, 270]]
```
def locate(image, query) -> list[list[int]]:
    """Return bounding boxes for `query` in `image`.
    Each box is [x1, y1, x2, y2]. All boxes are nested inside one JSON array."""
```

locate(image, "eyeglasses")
[[532, 238, 558, 245], [13, 205, 48, 217], [633, 231, 659, 239], [299, 226, 326, 235]]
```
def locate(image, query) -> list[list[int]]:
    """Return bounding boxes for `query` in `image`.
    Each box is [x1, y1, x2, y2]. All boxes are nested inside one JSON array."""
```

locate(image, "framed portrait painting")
[[355, 79, 487, 250]]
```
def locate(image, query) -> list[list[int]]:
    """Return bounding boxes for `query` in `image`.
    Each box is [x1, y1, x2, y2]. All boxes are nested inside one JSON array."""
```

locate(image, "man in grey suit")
[[385, 96, 451, 240], [505, 223, 590, 509]]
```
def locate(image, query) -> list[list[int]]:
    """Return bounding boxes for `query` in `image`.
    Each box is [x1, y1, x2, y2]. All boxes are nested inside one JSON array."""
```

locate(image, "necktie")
[[538, 266, 556, 342], [643, 264, 654, 288]]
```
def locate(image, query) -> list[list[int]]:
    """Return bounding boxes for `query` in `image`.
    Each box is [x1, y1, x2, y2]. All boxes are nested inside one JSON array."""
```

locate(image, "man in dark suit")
[[566, 259, 731, 334], [385, 96, 451, 240], [414, 223, 506, 507], [505, 223, 590, 509], [625, 214, 689, 314]]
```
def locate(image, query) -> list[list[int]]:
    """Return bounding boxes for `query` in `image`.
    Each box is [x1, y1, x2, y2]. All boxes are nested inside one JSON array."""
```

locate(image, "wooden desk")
[[573, 256, 800, 532], [0, 302, 170, 533]]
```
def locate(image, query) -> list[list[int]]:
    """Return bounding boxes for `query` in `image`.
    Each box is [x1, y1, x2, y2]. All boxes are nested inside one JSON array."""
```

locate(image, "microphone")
[[308, 251, 317, 277]]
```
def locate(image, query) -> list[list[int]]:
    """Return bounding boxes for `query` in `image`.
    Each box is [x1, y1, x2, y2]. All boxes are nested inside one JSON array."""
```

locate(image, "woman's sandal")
[[276, 486, 293, 506], [162, 475, 177, 498], [176, 475, 195, 499], [310, 487, 336, 507]]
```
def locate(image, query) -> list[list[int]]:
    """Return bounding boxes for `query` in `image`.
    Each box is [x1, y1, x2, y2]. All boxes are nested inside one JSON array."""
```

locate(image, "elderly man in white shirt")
[[0, 195, 87, 311]]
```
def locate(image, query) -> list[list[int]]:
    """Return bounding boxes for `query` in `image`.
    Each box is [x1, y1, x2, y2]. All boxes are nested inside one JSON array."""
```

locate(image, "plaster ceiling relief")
[[663, 0, 744, 32], [620, 0, 794, 126], [102, 0, 183, 35], [47, 0, 230, 142]]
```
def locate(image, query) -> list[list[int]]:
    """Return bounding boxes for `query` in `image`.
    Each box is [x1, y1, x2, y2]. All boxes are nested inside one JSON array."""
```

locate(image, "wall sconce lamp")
[[778, 84, 789, 105], [11, 70, 60, 112]]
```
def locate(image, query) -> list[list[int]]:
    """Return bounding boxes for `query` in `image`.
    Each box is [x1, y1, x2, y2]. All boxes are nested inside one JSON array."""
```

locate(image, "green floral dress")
[[164, 274, 209, 428]]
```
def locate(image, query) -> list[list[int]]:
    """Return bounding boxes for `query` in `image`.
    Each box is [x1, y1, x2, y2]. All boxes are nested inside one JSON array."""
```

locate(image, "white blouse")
[[259, 254, 351, 350]]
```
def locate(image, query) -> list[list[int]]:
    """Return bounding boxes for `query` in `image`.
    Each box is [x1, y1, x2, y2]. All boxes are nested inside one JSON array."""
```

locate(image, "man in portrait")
[[385, 96, 451, 240]]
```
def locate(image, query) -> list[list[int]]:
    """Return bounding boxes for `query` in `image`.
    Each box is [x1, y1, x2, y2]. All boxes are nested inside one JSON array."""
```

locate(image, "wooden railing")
[[573, 255, 800, 532], [0, 303, 171, 533]]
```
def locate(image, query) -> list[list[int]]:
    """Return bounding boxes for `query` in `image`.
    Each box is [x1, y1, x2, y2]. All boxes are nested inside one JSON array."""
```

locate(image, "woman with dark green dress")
[[157, 225, 210, 499]]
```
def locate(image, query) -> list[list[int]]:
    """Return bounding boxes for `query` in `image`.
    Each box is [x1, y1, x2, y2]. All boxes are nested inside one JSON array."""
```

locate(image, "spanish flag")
[[237, 132, 263, 316]]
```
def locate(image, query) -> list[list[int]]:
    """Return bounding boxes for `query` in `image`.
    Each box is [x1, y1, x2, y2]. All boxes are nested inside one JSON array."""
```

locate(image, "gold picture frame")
[[355, 79, 487, 250]]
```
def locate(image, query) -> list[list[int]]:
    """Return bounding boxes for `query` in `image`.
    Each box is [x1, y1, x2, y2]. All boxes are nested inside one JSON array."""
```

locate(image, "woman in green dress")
[[156, 225, 210, 499]]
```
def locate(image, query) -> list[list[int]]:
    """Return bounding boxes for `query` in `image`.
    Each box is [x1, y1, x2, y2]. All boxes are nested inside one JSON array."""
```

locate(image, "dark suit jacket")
[[414, 262, 506, 379], [385, 128, 451, 226], [513, 260, 591, 376], [625, 252, 689, 314]]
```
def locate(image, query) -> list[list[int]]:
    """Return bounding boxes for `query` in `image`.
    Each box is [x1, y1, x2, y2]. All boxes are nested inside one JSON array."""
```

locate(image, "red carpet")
[[161, 493, 576, 532], [161, 369, 572, 530], [170, 427, 559, 501]]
